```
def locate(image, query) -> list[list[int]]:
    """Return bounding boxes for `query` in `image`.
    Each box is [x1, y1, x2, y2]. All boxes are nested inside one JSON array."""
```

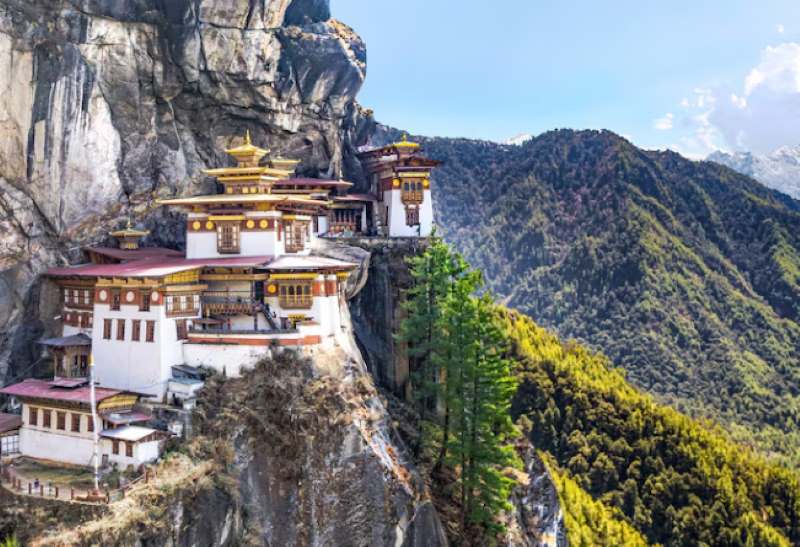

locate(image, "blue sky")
[[331, 0, 800, 157]]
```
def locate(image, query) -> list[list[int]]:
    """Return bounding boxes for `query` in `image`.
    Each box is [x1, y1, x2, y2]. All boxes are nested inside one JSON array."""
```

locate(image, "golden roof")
[[158, 193, 326, 207], [392, 133, 420, 149], [224, 130, 269, 166], [110, 219, 149, 238]]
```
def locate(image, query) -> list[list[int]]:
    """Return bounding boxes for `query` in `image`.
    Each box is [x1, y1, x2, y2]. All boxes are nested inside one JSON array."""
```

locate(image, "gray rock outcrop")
[[0, 0, 373, 381]]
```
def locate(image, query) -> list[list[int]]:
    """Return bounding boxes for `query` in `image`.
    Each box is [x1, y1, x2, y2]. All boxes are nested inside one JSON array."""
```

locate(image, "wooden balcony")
[[278, 295, 313, 309], [202, 295, 258, 316]]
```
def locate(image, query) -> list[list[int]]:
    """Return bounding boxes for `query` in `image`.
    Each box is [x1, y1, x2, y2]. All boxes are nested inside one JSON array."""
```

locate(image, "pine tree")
[[398, 235, 453, 423], [451, 294, 519, 534]]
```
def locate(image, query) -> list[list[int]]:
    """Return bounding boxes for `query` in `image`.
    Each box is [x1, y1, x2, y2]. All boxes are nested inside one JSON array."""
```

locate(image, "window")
[[116, 319, 125, 341], [71, 413, 80, 433], [83, 290, 90, 305], [79, 354, 88, 377], [217, 223, 240, 253], [87, 415, 94, 432], [132, 320, 141, 341], [1, 433, 19, 456], [112, 440, 119, 455], [145, 320, 155, 343], [103, 319, 112, 340], [284, 222, 307, 252], [405, 207, 420, 226], [401, 179, 424, 203], [56, 412, 66, 431], [176, 319, 187, 340], [28, 406, 38, 426], [125, 442, 133, 458], [111, 289, 121, 311], [140, 291, 150, 312], [42, 410, 51, 428], [279, 282, 313, 309]]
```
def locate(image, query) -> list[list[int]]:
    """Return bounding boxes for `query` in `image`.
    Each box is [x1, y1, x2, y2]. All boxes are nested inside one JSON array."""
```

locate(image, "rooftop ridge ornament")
[[224, 130, 269, 168], [109, 217, 150, 249], [394, 132, 420, 149]]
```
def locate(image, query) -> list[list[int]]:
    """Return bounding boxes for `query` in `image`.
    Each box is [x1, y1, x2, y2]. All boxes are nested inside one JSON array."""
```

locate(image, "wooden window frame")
[[116, 319, 126, 341], [216, 222, 240, 254], [110, 289, 121, 311], [87, 415, 94, 432], [140, 291, 151, 312], [125, 441, 133, 458], [176, 319, 188, 340], [405, 207, 420, 226], [112, 439, 119, 455], [284, 221, 307, 253], [71, 413, 81, 433], [132, 319, 141, 342], [401, 179, 424, 204], [278, 282, 313, 309], [29, 406, 38, 427], [145, 320, 155, 343], [103, 319, 112, 340], [56, 411, 66, 431], [42, 410, 51, 428]]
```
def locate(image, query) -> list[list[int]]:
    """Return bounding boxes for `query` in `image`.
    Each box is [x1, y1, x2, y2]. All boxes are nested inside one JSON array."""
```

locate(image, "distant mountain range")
[[370, 127, 800, 464], [709, 146, 800, 200]]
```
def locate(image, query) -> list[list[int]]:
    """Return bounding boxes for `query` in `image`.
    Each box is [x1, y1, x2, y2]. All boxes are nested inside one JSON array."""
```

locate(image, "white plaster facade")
[[384, 189, 434, 237], [18, 405, 96, 466], [92, 301, 195, 398]]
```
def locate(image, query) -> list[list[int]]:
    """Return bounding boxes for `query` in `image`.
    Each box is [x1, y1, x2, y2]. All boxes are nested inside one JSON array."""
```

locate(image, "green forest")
[[397, 238, 800, 545], [394, 128, 800, 465], [502, 307, 800, 546]]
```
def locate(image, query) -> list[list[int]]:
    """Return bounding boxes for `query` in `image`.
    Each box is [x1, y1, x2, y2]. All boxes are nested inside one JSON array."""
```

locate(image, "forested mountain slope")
[[501, 308, 800, 546], [378, 127, 800, 462]]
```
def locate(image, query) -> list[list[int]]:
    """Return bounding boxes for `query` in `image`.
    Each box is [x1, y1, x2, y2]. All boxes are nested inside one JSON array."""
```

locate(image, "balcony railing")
[[278, 295, 313, 309], [202, 296, 258, 316]]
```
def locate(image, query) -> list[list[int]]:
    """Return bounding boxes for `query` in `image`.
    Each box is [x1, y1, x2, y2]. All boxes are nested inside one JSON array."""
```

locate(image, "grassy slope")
[[414, 128, 800, 463]]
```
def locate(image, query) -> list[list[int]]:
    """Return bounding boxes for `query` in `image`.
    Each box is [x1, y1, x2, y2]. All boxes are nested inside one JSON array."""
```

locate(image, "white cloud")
[[777, 24, 785, 34], [672, 42, 800, 156], [654, 112, 674, 130]]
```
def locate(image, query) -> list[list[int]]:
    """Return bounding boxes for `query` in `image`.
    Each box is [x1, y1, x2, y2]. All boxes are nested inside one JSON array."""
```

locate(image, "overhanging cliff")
[[0, 0, 373, 382]]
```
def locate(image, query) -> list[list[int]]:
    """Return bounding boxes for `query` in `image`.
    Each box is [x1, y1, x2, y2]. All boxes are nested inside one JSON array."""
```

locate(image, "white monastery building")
[[0, 132, 440, 469]]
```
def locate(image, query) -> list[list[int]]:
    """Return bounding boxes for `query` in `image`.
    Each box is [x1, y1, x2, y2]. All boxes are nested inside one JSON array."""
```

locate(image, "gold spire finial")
[[126, 217, 132, 230], [245, 129, 252, 145], [401, 132, 408, 142]]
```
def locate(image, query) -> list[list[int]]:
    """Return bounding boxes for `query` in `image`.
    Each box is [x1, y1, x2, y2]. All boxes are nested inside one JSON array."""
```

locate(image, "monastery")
[[0, 134, 439, 470]]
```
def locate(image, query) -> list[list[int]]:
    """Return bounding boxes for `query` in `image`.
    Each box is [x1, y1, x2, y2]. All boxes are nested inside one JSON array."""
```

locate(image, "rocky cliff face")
[[0, 0, 372, 381]]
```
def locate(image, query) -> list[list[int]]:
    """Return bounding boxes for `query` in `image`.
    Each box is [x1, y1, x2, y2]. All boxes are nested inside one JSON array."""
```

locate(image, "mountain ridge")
[[378, 126, 800, 463]]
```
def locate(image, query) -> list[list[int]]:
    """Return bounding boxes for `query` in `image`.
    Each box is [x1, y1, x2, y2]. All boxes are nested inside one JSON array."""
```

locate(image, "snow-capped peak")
[[502, 133, 534, 146], [708, 146, 800, 199]]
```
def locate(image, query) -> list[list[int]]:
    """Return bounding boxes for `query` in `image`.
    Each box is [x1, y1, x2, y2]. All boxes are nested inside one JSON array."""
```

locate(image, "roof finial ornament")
[[245, 129, 252, 146], [401, 132, 408, 143], [126, 217, 133, 230]]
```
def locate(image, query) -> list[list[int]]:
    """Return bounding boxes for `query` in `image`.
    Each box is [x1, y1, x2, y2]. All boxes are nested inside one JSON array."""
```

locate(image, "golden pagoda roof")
[[110, 219, 149, 238], [223, 130, 269, 166], [271, 157, 301, 166], [392, 133, 420, 149], [202, 166, 295, 179], [157, 194, 326, 207]]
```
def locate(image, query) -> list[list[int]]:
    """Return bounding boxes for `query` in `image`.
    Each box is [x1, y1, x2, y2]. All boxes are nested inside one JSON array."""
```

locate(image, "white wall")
[[387, 189, 434, 237], [99, 438, 160, 468], [182, 343, 271, 376], [20, 426, 95, 466], [93, 301, 186, 399], [185, 212, 286, 259]]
